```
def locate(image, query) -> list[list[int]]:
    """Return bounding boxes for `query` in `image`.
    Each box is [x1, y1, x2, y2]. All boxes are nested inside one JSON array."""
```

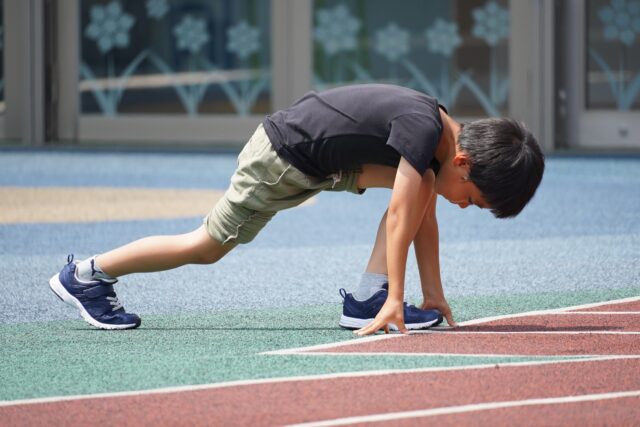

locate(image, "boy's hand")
[[421, 298, 457, 327], [355, 299, 408, 336]]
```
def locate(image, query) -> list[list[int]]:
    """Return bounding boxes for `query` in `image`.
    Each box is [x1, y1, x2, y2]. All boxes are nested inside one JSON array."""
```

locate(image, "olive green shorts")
[[204, 124, 363, 244]]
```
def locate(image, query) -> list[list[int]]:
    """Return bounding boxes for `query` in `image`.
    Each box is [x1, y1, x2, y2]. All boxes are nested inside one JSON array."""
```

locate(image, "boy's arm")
[[414, 187, 457, 326], [355, 157, 434, 336]]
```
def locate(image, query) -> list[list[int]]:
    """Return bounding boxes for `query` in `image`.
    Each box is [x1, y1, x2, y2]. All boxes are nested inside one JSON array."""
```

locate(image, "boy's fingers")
[[354, 326, 366, 335], [355, 320, 383, 336], [445, 313, 457, 327]]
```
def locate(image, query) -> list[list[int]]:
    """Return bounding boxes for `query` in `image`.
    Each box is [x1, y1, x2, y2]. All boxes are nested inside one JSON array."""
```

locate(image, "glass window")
[[312, 0, 510, 117], [80, 0, 271, 116], [587, 0, 640, 110]]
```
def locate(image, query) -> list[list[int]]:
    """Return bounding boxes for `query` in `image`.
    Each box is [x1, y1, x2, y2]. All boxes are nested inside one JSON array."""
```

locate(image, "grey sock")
[[75, 255, 116, 283], [353, 272, 388, 301]]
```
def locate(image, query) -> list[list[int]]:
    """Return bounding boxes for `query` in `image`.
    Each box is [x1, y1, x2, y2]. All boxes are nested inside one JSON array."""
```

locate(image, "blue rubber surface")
[[0, 151, 639, 324]]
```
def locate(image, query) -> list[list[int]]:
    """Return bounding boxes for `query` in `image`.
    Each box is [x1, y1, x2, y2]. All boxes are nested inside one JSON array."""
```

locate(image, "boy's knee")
[[182, 227, 234, 265], [186, 249, 219, 265], [189, 240, 233, 265], [194, 251, 223, 265]]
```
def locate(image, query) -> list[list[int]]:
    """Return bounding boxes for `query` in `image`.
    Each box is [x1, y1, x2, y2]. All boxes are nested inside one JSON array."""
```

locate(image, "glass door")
[[54, 0, 553, 147], [56, 0, 298, 144], [312, 0, 511, 118], [562, 0, 640, 149], [309, 0, 555, 150]]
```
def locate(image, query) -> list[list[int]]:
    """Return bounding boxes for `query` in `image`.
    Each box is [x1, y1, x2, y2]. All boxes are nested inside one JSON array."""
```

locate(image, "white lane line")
[[2, 355, 638, 408], [263, 295, 640, 355], [267, 332, 640, 356], [261, 333, 399, 355], [285, 352, 633, 358], [560, 311, 640, 315], [552, 295, 640, 312], [412, 331, 640, 335], [287, 389, 640, 427], [462, 311, 640, 316], [458, 295, 640, 327]]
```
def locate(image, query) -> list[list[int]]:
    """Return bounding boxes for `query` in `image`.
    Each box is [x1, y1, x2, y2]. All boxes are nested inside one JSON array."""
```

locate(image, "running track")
[[1, 297, 638, 426]]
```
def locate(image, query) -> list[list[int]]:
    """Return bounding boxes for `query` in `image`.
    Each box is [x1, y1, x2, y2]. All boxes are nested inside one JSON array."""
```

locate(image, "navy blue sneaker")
[[49, 255, 141, 330], [339, 285, 442, 330]]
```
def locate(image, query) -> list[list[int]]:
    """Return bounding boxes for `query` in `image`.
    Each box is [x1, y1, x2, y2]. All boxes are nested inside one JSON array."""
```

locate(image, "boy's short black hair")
[[458, 118, 545, 219]]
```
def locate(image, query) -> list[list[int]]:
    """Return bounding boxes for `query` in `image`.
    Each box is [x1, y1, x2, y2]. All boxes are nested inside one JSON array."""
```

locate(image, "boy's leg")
[[95, 225, 234, 278], [351, 163, 396, 299], [51, 124, 282, 330], [364, 210, 387, 274], [49, 225, 233, 330], [339, 207, 442, 330], [353, 210, 388, 301]]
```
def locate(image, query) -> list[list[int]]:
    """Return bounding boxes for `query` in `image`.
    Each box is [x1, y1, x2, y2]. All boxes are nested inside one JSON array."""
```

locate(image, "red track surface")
[[460, 312, 640, 332], [315, 331, 640, 356], [1, 358, 639, 426], [2, 299, 638, 426], [313, 307, 640, 356], [374, 396, 640, 427]]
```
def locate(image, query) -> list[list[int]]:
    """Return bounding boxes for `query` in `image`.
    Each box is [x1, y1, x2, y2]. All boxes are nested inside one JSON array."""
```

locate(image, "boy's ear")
[[453, 152, 471, 167]]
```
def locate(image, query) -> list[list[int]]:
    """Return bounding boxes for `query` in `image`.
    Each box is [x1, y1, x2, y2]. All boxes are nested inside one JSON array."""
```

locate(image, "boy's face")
[[435, 153, 489, 210]]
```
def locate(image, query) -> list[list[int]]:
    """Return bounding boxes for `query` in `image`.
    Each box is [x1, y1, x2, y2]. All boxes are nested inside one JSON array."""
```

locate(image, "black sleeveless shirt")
[[263, 84, 444, 178]]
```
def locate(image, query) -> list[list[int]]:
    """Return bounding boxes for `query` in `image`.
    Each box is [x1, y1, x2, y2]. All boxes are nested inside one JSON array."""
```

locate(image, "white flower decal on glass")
[[146, 0, 169, 19], [173, 15, 209, 54], [472, 1, 509, 46], [425, 19, 461, 57], [374, 22, 410, 62], [314, 4, 361, 56], [598, 0, 640, 46], [85, 1, 135, 54], [226, 21, 260, 60]]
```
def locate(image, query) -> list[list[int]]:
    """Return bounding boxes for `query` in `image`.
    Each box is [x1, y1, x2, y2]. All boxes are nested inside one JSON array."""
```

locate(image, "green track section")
[[1, 286, 638, 401]]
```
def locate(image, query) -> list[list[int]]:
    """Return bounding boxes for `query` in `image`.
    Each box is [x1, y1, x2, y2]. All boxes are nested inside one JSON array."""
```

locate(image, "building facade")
[[1, 0, 639, 151]]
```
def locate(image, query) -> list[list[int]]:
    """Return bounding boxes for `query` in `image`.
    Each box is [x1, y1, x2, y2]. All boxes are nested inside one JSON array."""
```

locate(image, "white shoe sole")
[[49, 273, 139, 330], [339, 314, 440, 331]]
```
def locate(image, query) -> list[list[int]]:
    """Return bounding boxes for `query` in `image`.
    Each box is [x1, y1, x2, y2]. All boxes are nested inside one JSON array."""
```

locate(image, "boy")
[[49, 84, 544, 336]]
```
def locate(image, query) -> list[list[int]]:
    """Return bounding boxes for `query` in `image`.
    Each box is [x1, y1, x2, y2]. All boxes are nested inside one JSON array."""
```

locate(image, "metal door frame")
[[3, 0, 46, 145], [509, 0, 555, 152]]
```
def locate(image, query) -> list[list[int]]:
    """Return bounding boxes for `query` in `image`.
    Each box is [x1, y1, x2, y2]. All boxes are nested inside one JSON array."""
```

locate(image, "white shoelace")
[[107, 296, 123, 311]]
